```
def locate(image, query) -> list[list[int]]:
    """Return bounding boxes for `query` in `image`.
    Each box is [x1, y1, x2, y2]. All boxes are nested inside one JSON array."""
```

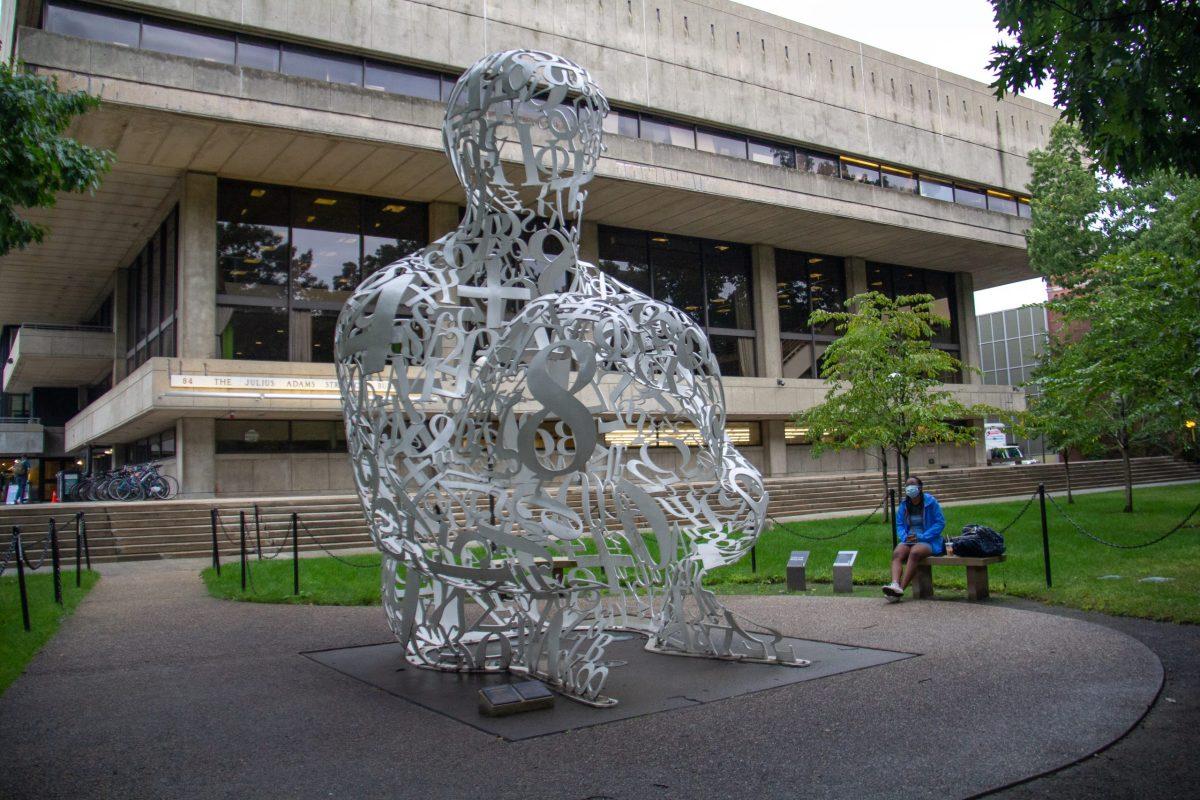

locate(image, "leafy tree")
[[1023, 122, 1200, 510], [989, 0, 1200, 178], [0, 62, 113, 255], [794, 292, 1004, 503]]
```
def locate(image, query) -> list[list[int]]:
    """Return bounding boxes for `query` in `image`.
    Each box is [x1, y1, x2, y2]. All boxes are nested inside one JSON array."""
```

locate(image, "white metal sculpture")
[[336, 49, 806, 707]]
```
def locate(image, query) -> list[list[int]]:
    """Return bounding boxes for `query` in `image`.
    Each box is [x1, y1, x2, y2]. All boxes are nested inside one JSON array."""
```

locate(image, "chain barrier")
[[1047, 492, 1200, 550], [0, 538, 15, 578], [256, 519, 293, 561], [994, 490, 1040, 534], [20, 534, 51, 570], [767, 497, 886, 542], [214, 513, 241, 547], [297, 518, 375, 568]]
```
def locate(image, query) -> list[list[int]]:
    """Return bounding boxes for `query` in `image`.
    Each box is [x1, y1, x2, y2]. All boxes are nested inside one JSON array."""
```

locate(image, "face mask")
[[905, 485, 921, 499]]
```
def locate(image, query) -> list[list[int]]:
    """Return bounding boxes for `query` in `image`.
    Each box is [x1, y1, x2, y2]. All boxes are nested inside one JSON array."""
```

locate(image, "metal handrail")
[[18, 324, 113, 333], [0, 416, 41, 425]]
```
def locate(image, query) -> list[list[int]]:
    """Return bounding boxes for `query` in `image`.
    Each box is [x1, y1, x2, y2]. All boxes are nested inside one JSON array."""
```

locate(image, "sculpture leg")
[[646, 556, 810, 667]]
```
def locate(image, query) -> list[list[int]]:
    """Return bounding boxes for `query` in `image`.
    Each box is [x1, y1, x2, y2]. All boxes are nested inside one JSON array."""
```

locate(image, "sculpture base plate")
[[302, 632, 913, 741]]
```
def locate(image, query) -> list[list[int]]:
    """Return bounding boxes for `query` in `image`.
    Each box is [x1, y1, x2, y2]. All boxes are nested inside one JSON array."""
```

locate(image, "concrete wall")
[[1, 0, 17, 63], [214, 452, 355, 496], [115, 0, 1057, 193]]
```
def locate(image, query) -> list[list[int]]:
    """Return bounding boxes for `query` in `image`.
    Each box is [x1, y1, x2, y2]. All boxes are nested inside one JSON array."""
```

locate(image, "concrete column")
[[111, 268, 130, 382], [177, 417, 215, 498], [956, 271, 982, 384], [0, 0, 17, 64], [845, 257, 869, 298], [428, 202, 460, 241], [751, 245, 781, 379], [762, 419, 789, 477], [178, 174, 218, 359], [579, 221, 599, 265]]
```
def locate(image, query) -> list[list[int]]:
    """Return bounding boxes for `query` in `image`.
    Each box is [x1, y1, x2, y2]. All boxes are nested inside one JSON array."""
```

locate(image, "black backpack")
[[949, 524, 1005, 557]]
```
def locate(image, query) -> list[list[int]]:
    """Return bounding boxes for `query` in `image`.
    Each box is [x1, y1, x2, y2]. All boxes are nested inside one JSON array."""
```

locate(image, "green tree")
[[794, 292, 1004, 503], [0, 62, 113, 256], [988, 0, 1200, 178], [1023, 123, 1200, 510]]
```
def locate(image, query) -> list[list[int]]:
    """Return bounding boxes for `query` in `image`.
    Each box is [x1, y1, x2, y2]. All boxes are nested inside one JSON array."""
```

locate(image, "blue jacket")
[[896, 493, 946, 555]]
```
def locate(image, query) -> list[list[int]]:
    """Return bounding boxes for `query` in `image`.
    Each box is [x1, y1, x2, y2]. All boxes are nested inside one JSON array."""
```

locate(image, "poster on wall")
[[985, 426, 1008, 449]]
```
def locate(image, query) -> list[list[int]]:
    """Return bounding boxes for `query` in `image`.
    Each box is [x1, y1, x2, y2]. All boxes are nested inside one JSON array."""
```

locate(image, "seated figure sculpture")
[[336, 49, 806, 707]]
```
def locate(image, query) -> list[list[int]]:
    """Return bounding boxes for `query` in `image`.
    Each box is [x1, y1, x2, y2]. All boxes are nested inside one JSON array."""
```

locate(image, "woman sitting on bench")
[[883, 476, 946, 602]]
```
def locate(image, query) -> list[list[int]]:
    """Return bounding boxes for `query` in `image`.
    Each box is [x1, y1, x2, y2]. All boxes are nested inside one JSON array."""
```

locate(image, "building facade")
[[0, 0, 1051, 499], [978, 303, 1050, 461]]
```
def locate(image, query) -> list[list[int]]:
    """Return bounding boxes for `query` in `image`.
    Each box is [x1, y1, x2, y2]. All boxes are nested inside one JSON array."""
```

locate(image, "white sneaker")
[[882, 582, 903, 601]]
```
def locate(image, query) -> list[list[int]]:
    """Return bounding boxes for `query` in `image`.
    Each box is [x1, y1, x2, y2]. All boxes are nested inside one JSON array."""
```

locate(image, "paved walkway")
[[0, 562, 1174, 799]]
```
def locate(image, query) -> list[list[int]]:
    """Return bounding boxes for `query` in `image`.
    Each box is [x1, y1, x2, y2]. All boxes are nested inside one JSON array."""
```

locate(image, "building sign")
[[985, 426, 1007, 449], [170, 375, 343, 392]]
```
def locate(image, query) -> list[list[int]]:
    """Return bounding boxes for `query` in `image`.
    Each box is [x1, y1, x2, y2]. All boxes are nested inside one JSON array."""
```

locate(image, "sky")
[[733, 0, 1055, 312]]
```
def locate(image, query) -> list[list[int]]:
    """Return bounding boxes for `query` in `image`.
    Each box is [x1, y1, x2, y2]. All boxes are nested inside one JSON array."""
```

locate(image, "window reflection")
[[696, 128, 748, 159], [839, 156, 880, 185], [217, 182, 289, 299], [639, 116, 695, 148], [141, 19, 233, 62], [236, 36, 279, 71], [365, 61, 440, 100], [45, 2, 140, 47], [799, 149, 841, 177], [881, 166, 918, 193], [291, 190, 361, 302], [749, 140, 796, 168], [602, 108, 640, 138], [704, 243, 753, 331], [649, 235, 705, 327], [919, 177, 955, 202], [217, 306, 289, 361], [361, 198, 426, 279], [867, 262, 958, 345], [954, 184, 987, 210], [709, 335, 755, 377], [281, 45, 362, 86]]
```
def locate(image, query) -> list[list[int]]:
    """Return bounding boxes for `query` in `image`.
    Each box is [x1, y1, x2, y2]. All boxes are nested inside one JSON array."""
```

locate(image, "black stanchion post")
[[210, 508, 221, 576], [74, 512, 82, 588], [81, 514, 91, 570], [750, 544, 757, 573], [49, 518, 62, 606], [14, 528, 30, 632], [1039, 483, 1052, 588], [291, 512, 300, 595], [254, 503, 261, 560], [889, 489, 897, 548], [239, 510, 248, 592]]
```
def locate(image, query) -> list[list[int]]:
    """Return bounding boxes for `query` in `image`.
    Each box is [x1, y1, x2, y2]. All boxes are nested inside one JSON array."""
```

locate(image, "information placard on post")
[[786, 551, 810, 592], [833, 550, 858, 593]]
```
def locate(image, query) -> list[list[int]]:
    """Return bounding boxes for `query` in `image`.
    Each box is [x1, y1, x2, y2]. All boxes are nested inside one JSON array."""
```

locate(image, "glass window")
[[1029, 308, 1046, 335], [217, 182, 289, 300], [839, 157, 880, 186], [137, 249, 149, 341], [709, 335, 755, 378], [141, 19, 235, 63], [440, 75, 458, 102], [361, 196, 426, 279], [696, 128, 748, 159], [808, 257, 846, 336], [1017, 198, 1032, 219], [290, 189, 361, 302], [881, 166, 918, 193], [892, 265, 926, 299], [310, 310, 337, 363], [237, 36, 279, 71], [162, 211, 177, 321], [775, 250, 811, 334], [281, 45, 362, 86], [1003, 308, 1020, 339], [148, 230, 162, 332], [597, 225, 651, 296], [866, 262, 893, 295], [1006, 337, 1022, 370], [919, 176, 954, 202], [926, 270, 957, 345], [955, 183, 988, 210], [44, 2, 140, 48], [649, 234, 704, 326], [703, 243, 753, 331], [217, 306, 289, 361], [987, 190, 1019, 215], [799, 149, 840, 177], [639, 116, 695, 148], [216, 419, 290, 453], [602, 108, 639, 138], [291, 420, 342, 452], [981, 340, 996, 371], [780, 337, 814, 379], [748, 140, 795, 168], [364, 60, 440, 100]]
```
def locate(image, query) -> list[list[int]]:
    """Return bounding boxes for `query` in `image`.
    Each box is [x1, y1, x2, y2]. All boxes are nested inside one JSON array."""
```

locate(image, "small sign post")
[[832, 550, 858, 594], [786, 551, 810, 592]]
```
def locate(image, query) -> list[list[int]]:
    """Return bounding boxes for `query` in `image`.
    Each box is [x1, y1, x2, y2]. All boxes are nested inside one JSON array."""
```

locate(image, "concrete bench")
[[910, 555, 1005, 601]]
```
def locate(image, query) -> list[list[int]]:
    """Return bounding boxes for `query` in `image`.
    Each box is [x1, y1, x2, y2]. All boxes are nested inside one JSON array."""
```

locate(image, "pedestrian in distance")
[[882, 475, 946, 601]]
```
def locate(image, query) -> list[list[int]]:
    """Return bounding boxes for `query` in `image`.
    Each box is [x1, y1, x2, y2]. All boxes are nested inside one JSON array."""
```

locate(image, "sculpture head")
[[442, 50, 608, 229]]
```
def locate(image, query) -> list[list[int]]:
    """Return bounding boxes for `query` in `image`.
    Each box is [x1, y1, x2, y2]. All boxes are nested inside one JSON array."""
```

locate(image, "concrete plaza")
[[0, 560, 1190, 799]]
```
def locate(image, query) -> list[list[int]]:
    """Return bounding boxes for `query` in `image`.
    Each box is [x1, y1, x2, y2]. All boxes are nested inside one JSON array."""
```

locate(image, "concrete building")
[[978, 303, 1050, 461], [0, 0, 1052, 499]]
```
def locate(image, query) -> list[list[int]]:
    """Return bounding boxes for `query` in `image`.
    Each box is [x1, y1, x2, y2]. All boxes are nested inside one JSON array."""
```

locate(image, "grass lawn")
[[1, 569, 100, 694], [201, 483, 1200, 623]]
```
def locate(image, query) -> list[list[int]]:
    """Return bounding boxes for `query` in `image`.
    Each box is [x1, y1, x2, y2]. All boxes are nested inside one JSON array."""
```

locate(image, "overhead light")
[[254, 341, 263, 345], [381, 204, 406, 213], [306, 215, 316, 223], [250, 188, 267, 198], [275, 329, 285, 334], [259, 244, 277, 252], [373, 222, 381, 228], [313, 197, 338, 206], [714, 245, 729, 251], [240, 209, 247, 216], [229, 269, 248, 276], [807, 257, 823, 264], [810, 272, 822, 279], [650, 236, 669, 243], [242, 257, 262, 265]]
